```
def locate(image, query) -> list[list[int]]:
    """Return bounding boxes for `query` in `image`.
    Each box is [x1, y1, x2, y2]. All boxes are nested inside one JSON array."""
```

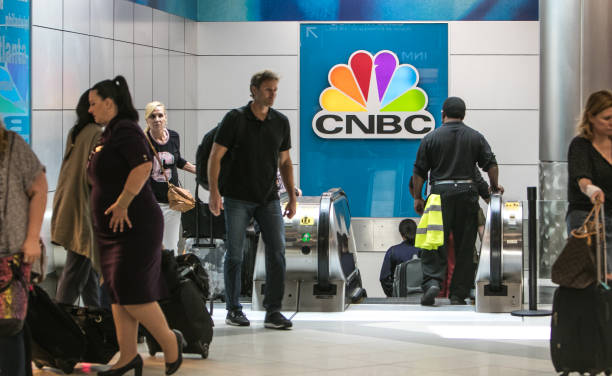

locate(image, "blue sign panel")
[[0, 0, 30, 143], [300, 23, 448, 218], [128, 0, 197, 20], [199, 0, 537, 22]]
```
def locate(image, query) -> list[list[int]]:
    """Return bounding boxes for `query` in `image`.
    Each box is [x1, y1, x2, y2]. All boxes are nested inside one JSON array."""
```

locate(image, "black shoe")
[[165, 329, 186, 375], [264, 312, 292, 330], [98, 354, 143, 376], [226, 310, 250, 326], [450, 295, 467, 305], [420, 285, 440, 306]]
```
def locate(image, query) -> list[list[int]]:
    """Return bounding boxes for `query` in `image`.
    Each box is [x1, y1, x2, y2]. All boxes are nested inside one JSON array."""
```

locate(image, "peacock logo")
[[312, 50, 435, 139]]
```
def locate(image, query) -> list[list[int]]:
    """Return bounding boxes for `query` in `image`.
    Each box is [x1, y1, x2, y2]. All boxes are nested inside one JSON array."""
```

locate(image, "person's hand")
[[490, 184, 504, 195], [21, 237, 41, 264], [414, 198, 425, 215], [104, 202, 132, 232], [209, 190, 223, 216], [295, 187, 302, 197], [586, 184, 605, 204], [284, 197, 297, 219]]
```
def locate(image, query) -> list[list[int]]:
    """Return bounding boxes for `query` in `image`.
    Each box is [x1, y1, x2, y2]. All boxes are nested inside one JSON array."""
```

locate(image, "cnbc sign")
[[312, 50, 434, 139]]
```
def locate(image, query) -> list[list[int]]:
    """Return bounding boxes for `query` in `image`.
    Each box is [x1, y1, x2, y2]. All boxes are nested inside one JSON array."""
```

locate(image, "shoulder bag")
[[145, 132, 195, 212], [551, 202, 606, 288]]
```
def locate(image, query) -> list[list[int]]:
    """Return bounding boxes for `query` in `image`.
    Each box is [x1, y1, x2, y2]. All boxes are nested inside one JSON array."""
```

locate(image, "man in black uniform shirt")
[[208, 70, 297, 329], [412, 97, 503, 306]]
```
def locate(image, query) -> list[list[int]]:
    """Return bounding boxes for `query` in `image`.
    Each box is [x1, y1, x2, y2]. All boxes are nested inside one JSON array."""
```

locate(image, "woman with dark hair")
[[567, 90, 612, 275], [52, 90, 103, 307], [87, 75, 184, 376], [379, 219, 421, 297]]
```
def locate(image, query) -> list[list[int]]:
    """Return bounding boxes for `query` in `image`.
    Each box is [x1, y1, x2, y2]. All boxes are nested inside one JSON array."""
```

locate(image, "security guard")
[[412, 97, 503, 306]]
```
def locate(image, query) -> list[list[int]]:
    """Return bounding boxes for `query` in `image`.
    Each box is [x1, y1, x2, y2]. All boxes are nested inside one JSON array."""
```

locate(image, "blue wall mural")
[[198, 0, 538, 22], [127, 0, 198, 20], [0, 0, 30, 143], [300, 23, 448, 218]]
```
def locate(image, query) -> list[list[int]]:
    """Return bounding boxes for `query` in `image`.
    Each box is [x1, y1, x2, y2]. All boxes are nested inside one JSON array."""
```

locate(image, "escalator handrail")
[[317, 188, 346, 288], [489, 194, 503, 291]]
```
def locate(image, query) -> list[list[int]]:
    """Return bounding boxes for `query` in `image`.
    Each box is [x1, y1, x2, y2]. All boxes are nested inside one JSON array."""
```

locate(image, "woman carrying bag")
[[0, 119, 48, 376]]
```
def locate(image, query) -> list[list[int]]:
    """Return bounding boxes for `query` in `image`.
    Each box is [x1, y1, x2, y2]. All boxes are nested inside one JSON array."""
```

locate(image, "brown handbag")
[[551, 203, 606, 288], [145, 132, 195, 212]]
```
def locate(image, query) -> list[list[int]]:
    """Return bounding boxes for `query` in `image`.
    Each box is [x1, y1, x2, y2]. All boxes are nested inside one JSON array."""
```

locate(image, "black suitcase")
[[61, 305, 118, 365], [550, 285, 612, 375], [146, 278, 214, 359], [550, 204, 612, 375], [27, 285, 86, 374]]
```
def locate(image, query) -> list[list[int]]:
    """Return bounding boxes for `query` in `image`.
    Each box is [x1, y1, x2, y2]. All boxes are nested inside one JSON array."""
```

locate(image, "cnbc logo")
[[312, 50, 435, 139]]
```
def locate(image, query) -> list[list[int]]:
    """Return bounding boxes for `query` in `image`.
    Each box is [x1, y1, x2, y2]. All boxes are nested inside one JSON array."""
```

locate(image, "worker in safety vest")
[[412, 97, 503, 306]]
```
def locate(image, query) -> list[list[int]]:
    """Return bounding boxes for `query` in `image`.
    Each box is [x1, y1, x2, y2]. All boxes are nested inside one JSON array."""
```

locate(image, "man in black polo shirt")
[[412, 97, 503, 306], [208, 70, 296, 329]]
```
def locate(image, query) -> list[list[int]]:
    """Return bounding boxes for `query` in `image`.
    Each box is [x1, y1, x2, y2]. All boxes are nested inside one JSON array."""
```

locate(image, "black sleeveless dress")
[[88, 117, 166, 304]]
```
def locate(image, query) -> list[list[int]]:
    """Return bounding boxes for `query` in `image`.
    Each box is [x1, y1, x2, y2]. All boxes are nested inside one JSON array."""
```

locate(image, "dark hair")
[[399, 219, 417, 245], [442, 96, 466, 120], [71, 90, 95, 144], [250, 70, 279, 97], [91, 75, 138, 122]]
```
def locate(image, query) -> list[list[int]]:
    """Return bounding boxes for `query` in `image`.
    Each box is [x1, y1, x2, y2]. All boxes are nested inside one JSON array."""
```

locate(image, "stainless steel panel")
[[63, 0, 90, 34], [185, 56, 198, 109], [134, 3, 153, 46], [114, 41, 134, 98], [90, 0, 114, 38], [63, 33, 90, 110], [169, 14, 185, 53], [31, 111, 63, 191], [152, 9, 169, 49], [114, 0, 134, 43], [169, 53, 185, 109], [372, 218, 405, 253], [153, 48, 170, 107], [352, 218, 373, 253], [582, 0, 612, 100], [90, 36, 114, 86], [134, 45, 153, 109], [32, 0, 62, 29], [475, 199, 524, 313], [185, 19, 197, 55], [539, 0, 582, 162], [32, 27, 62, 110]]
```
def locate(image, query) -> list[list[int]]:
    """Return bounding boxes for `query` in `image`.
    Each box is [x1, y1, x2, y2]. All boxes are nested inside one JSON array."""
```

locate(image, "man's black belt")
[[431, 179, 474, 185]]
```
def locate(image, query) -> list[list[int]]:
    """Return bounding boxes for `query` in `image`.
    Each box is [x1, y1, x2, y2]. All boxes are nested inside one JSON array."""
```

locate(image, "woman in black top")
[[567, 90, 612, 275], [144, 101, 195, 253]]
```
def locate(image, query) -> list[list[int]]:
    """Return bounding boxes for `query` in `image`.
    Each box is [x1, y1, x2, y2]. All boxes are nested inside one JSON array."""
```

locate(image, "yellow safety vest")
[[415, 194, 444, 250]]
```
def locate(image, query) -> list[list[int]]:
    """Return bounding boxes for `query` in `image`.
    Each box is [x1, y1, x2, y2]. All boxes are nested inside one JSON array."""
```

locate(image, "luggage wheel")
[[34, 361, 44, 369], [198, 341, 209, 359], [145, 337, 159, 356], [56, 359, 76, 374]]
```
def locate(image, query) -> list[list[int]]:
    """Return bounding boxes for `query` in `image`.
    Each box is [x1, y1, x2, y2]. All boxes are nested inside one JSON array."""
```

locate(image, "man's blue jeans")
[[223, 197, 286, 313]]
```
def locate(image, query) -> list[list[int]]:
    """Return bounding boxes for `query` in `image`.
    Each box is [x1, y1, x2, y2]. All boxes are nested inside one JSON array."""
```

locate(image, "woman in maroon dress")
[[87, 75, 184, 376]]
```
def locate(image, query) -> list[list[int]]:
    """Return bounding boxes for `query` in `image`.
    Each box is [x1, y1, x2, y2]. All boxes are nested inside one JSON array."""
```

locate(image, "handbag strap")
[[144, 130, 171, 186]]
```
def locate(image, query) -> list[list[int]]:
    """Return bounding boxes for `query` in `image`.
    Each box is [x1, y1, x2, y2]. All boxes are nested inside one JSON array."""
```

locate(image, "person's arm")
[[182, 161, 196, 174], [412, 174, 426, 215], [208, 142, 228, 216], [23, 171, 48, 264], [278, 150, 296, 219], [486, 165, 504, 194], [578, 177, 605, 204], [104, 162, 152, 232]]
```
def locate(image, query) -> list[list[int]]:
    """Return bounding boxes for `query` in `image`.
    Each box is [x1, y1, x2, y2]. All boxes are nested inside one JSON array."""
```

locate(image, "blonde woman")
[[567, 90, 612, 275], [144, 101, 195, 253]]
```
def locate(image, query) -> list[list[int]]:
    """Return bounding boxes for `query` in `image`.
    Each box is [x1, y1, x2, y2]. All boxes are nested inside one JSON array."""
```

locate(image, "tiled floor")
[[33, 303, 556, 376]]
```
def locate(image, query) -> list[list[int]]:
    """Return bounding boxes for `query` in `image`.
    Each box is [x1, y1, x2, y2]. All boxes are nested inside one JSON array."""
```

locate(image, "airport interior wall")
[[31, 0, 540, 297]]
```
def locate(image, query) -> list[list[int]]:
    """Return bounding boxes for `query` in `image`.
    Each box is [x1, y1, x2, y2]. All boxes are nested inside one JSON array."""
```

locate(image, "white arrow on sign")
[[306, 26, 318, 38]]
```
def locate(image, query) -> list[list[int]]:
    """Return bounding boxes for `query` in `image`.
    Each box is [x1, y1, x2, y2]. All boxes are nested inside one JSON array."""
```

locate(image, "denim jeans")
[[566, 209, 612, 273], [223, 198, 286, 312]]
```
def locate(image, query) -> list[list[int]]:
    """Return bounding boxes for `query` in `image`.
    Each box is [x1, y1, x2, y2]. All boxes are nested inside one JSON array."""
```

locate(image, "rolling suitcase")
[[147, 251, 214, 359], [27, 285, 86, 374], [550, 204, 612, 375]]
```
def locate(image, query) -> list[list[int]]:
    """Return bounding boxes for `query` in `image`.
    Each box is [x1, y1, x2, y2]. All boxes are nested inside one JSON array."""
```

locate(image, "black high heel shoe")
[[98, 354, 143, 376], [165, 329, 186, 375]]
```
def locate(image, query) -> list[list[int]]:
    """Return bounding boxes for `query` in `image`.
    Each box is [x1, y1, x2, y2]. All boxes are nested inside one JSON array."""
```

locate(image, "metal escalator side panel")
[[489, 194, 503, 291], [317, 191, 333, 289], [501, 202, 524, 283]]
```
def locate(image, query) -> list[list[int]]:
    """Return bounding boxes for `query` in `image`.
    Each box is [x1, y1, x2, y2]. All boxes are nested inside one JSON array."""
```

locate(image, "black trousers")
[[55, 250, 100, 307], [421, 186, 479, 299]]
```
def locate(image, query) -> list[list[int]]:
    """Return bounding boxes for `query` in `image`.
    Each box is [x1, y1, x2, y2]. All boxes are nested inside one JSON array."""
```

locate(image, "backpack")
[[195, 125, 219, 190], [392, 254, 423, 297]]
